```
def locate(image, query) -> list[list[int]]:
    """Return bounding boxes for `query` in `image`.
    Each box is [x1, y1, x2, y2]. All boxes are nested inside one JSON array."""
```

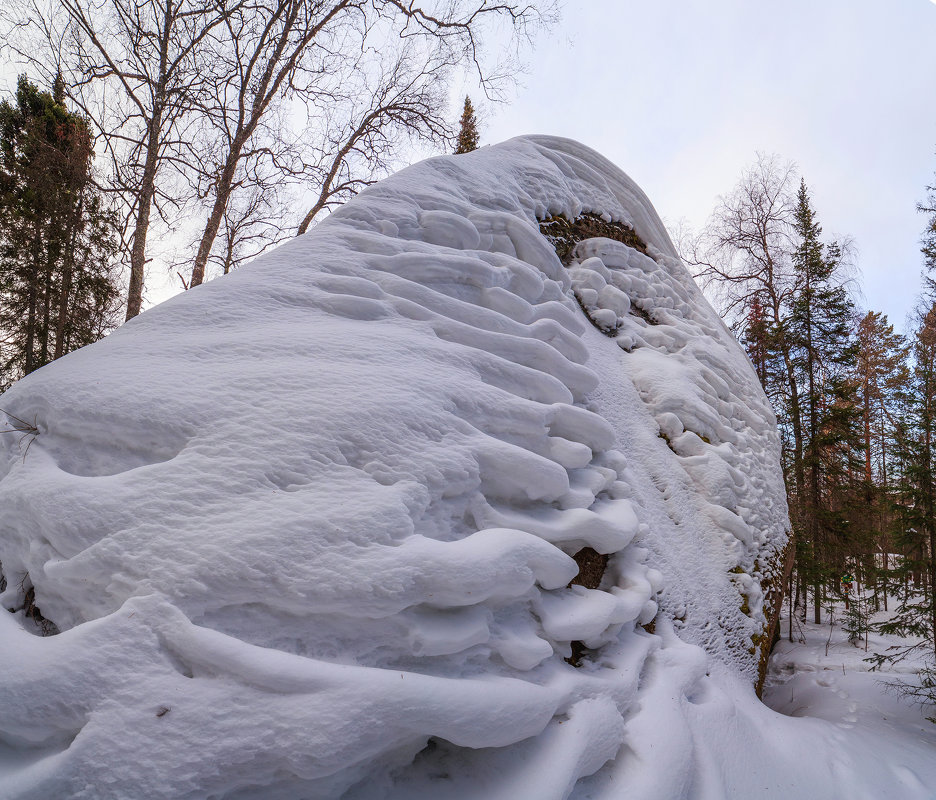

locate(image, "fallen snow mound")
[[0, 137, 791, 799]]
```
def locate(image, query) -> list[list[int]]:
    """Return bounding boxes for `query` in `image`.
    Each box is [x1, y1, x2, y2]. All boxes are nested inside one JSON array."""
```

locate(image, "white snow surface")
[[0, 136, 915, 799], [763, 605, 936, 800]]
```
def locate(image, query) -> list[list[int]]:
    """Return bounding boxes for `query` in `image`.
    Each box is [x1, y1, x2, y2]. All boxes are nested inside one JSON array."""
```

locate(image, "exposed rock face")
[[536, 208, 791, 692], [0, 136, 789, 798]]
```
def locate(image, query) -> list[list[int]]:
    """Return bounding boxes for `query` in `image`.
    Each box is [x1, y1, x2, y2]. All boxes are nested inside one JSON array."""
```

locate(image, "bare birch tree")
[[685, 155, 807, 499], [185, 0, 356, 288], [188, 0, 545, 285], [4, 0, 239, 318], [295, 42, 452, 235], [4, 0, 550, 304]]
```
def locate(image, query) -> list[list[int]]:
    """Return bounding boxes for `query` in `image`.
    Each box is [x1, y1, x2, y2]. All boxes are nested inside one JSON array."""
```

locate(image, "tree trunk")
[[189, 136, 246, 288], [926, 401, 936, 661], [126, 0, 172, 321], [931, 524, 936, 662], [39, 244, 55, 365], [24, 220, 43, 374], [803, 271, 823, 627], [54, 201, 82, 360], [125, 143, 159, 320], [189, 0, 309, 286], [864, 375, 872, 486], [24, 280, 38, 375]]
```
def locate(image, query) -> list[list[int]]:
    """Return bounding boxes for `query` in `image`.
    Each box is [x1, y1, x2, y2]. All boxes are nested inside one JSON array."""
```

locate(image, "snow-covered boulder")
[[0, 137, 790, 799]]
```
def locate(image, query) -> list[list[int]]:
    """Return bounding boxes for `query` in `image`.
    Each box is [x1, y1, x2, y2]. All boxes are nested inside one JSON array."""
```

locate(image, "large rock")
[[0, 137, 789, 799]]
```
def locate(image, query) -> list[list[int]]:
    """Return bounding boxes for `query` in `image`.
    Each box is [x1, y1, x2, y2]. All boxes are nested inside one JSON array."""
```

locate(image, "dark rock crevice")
[[538, 212, 649, 266], [6, 572, 59, 636]]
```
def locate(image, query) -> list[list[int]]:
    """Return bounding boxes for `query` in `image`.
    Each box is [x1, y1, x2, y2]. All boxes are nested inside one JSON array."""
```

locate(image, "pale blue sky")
[[472, 0, 936, 331], [3, 1, 935, 328]]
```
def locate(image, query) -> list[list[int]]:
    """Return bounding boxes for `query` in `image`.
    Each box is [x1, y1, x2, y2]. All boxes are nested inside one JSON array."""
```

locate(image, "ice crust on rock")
[[0, 136, 793, 799]]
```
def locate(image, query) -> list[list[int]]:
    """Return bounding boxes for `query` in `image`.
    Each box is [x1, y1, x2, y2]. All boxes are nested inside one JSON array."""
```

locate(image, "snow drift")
[[0, 136, 793, 798]]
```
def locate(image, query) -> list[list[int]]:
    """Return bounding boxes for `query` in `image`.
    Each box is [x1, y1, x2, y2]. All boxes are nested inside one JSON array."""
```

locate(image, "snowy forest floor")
[[763, 599, 936, 792]]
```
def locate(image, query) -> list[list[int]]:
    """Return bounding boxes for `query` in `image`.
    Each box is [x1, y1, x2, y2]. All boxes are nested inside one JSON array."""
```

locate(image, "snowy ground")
[[763, 600, 936, 798]]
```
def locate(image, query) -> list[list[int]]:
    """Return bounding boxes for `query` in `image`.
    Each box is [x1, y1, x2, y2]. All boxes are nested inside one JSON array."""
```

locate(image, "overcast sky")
[[467, 0, 936, 332], [3, 1, 936, 328]]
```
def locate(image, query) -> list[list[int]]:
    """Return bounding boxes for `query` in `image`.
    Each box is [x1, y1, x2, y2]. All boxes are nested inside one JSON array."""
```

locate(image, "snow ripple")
[[0, 136, 788, 799]]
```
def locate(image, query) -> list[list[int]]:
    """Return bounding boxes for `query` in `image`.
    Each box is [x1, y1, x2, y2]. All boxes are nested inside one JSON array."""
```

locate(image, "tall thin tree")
[[787, 179, 861, 622]]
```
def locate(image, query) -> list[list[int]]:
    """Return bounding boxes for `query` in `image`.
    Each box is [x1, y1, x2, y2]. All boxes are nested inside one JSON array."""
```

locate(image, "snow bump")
[[0, 136, 789, 799]]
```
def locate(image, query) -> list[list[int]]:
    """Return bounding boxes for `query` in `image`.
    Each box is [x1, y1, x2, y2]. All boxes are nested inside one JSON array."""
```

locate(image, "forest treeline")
[[688, 154, 936, 692], [0, 71, 485, 393], [0, 0, 537, 372]]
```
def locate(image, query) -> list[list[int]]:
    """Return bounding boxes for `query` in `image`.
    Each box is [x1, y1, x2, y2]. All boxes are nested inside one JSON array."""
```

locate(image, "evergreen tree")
[[921, 177, 936, 282], [787, 180, 862, 622], [843, 582, 871, 651], [454, 96, 480, 154], [0, 75, 120, 389], [741, 295, 771, 387], [695, 161, 918, 628], [856, 312, 909, 488], [879, 302, 936, 662], [855, 311, 909, 609], [870, 171, 936, 703]]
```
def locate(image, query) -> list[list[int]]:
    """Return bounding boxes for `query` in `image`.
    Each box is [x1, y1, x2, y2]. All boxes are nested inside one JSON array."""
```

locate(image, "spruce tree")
[[843, 585, 871, 651], [454, 96, 480, 154], [742, 295, 771, 387], [787, 180, 862, 622], [0, 76, 120, 388], [921, 178, 936, 282], [880, 304, 936, 656]]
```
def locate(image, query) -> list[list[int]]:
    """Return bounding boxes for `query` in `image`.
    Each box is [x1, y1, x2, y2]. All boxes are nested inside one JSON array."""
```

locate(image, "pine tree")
[[0, 75, 120, 388], [454, 96, 480, 154], [787, 180, 862, 623], [854, 311, 910, 609], [856, 313, 909, 487], [881, 304, 936, 651]]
